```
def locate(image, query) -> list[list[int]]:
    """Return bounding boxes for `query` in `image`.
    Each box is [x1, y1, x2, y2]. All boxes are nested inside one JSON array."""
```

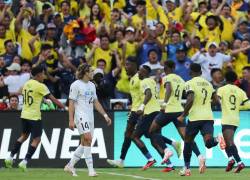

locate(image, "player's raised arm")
[[94, 99, 112, 126]]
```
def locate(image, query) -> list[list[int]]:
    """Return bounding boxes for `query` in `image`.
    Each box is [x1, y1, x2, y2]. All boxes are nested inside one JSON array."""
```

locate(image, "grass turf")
[[0, 168, 249, 180]]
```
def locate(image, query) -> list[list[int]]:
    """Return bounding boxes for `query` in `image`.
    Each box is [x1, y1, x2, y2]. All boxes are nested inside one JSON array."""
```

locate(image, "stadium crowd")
[[0, 0, 250, 110]]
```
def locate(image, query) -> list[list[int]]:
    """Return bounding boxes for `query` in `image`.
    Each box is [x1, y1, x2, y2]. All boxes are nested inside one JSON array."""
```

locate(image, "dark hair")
[[4, 39, 12, 47], [147, 49, 157, 57], [90, 4, 102, 22], [126, 56, 137, 64], [61, 0, 70, 7], [198, 1, 207, 8], [142, 65, 151, 74], [31, 66, 44, 76], [42, 3, 51, 10], [76, 64, 91, 79], [100, 34, 110, 41], [41, 44, 52, 51], [9, 94, 19, 102], [243, 66, 250, 71], [225, 71, 237, 83], [210, 68, 222, 77], [21, 60, 32, 67], [164, 60, 175, 70], [190, 63, 201, 73], [136, 0, 146, 6], [97, 59, 107, 65]]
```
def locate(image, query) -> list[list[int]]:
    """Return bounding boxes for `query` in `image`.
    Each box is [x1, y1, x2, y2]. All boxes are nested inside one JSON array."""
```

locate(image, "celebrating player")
[[5, 66, 65, 171], [217, 71, 250, 173], [64, 64, 112, 177], [177, 63, 225, 176], [149, 61, 205, 172]]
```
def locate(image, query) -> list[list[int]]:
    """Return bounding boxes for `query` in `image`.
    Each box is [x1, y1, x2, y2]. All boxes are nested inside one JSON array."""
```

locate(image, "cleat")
[[107, 159, 124, 168], [142, 159, 156, 170], [173, 141, 182, 158], [218, 135, 226, 150], [225, 159, 235, 172], [161, 167, 175, 172], [198, 155, 206, 174], [4, 159, 13, 168], [234, 163, 245, 173], [18, 161, 27, 172], [64, 164, 78, 176], [179, 167, 191, 176], [89, 171, 98, 177], [161, 149, 173, 165]]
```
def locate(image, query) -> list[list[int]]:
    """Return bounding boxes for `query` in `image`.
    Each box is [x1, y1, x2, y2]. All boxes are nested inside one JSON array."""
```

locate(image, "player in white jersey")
[[64, 64, 112, 177]]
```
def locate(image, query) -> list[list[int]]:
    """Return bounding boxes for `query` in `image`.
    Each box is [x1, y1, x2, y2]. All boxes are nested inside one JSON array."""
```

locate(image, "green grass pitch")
[[0, 168, 249, 180]]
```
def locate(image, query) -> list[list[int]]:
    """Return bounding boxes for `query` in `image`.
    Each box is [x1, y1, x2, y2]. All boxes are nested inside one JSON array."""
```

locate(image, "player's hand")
[[105, 116, 112, 126], [69, 121, 75, 130], [177, 115, 184, 122], [160, 102, 167, 111]]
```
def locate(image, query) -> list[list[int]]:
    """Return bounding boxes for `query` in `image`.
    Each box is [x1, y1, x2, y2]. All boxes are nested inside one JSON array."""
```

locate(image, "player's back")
[[140, 77, 160, 115], [185, 76, 214, 121], [21, 79, 50, 121], [217, 84, 248, 126], [130, 73, 142, 112], [163, 73, 185, 113]]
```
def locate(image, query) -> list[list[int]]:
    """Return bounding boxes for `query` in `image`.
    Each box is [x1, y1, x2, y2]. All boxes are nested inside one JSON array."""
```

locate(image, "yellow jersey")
[[21, 79, 50, 121], [92, 47, 112, 73], [185, 76, 214, 121], [130, 73, 142, 112], [140, 78, 160, 115], [217, 84, 249, 126], [116, 67, 130, 94], [163, 74, 185, 113]]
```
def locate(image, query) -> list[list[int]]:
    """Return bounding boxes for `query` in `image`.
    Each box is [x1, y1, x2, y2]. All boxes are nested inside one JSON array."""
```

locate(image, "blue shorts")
[[21, 118, 43, 138], [134, 111, 159, 138], [185, 120, 214, 137], [222, 125, 237, 132], [155, 112, 186, 128], [127, 111, 140, 126]]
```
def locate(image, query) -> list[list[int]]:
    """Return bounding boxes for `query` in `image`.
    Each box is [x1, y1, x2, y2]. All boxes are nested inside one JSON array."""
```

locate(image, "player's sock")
[[83, 146, 94, 173], [69, 145, 85, 167], [225, 146, 232, 158], [229, 145, 241, 163], [10, 141, 22, 158], [184, 142, 192, 169], [24, 145, 37, 162], [120, 137, 132, 160], [205, 138, 218, 148], [192, 142, 201, 157]]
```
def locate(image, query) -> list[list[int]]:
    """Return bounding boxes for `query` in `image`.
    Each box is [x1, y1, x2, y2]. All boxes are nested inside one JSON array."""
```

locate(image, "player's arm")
[[240, 99, 250, 110], [68, 99, 75, 130], [94, 99, 112, 126], [161, 82, 172, 110], [45, 94, 65, 109], [137, 88, 152, 115], [178, 91, 194, 122]]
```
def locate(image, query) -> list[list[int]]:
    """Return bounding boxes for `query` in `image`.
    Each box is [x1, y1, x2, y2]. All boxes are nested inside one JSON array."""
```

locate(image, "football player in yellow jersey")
[[4, 66, 65, 171], [217, 71, 250, 173], [107, 57, 154, 168], [149, 61, 204, 172], [177, 63, 224, 176]]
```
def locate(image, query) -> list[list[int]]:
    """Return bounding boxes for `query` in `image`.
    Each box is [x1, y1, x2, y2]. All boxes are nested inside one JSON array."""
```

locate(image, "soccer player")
[[149, 61, 205, 172], [217, 71, 250, 173], [4, 66, 65, 171], [177, 63, 224, 176], [64, 64, 112, 177]]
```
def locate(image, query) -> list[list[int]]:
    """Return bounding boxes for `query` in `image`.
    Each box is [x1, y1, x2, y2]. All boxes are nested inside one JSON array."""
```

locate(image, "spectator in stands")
[[112, 101, 125, 110], [123, 0, 137, 16], [60, 1, 76, 24], [7, 95, 20, 110], [0, 23, 8, 55], [175, 47, 192, 81], [210, 68, 225, 90], [234, 19, 250, 41], [3, 40, 18, 67], [240, 66, 250, 98], [142, 49, 163, 76]]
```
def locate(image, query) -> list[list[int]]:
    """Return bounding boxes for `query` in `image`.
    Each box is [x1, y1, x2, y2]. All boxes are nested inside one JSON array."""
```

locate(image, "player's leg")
[[180, 121, 199, 176], [107, 112, 137, 167], [222, 125, 245, 173], [18, 120, 42, 171], [201, 121, 219, 149]]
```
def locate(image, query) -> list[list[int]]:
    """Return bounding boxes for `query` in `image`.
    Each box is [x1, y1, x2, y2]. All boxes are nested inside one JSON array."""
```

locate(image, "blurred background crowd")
[[0, 0, 250, 111]]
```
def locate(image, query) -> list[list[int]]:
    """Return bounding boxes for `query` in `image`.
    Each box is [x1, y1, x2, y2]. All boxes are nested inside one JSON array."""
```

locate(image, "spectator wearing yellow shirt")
[[0, 24, 9, 55], [89, 4, 103, 29], [79, 0, 94, 18], [131, 0, 146, 30], [165, 0, 187, 24]]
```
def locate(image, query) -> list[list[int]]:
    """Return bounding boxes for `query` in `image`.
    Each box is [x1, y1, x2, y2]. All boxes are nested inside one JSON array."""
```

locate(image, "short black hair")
[[126, 56, 137, 64], [198, 1, 207, 8], [4, 39, 12, 47], [210, 68, 222, 77], [225, 71, 237, 83], [42, 3, 51, 10], [9, 94, 19, 102], [31, 66, 44, 76], [136, 0, 146, 6], [243, 66, 250, 71], [61, 0, 70, 7], [164, 60, 175, 70], [147, 49, 157, 57], [190, 63, 201, 73], [41, 44, 52, 51], [99, 34, 110, 41], [97, 59, 107, 65], [142, 65, 151, 74]]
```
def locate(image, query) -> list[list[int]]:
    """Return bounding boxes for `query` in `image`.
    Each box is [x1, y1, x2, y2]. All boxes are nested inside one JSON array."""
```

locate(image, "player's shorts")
[[127, 111, 140, 126], [134, 111, 159, 138], [155, 112, 185, 128], [75, 115, 94, 136], [21, 118, 43, 138], [186, 120, 214, 137], [222, 125, 237, 132]]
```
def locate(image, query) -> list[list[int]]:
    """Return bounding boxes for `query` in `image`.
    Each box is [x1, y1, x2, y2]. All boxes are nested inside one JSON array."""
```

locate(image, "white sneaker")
[[198, 155, 206, 174], [89, 171, 98, 177], [107, 159, 124, 168], [161, 149, 173, 165], [64, 164, 77, 177]]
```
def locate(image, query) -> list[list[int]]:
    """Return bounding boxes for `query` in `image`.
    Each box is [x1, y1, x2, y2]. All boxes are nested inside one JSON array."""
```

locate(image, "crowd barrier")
[[0, 111, 249, 167]]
